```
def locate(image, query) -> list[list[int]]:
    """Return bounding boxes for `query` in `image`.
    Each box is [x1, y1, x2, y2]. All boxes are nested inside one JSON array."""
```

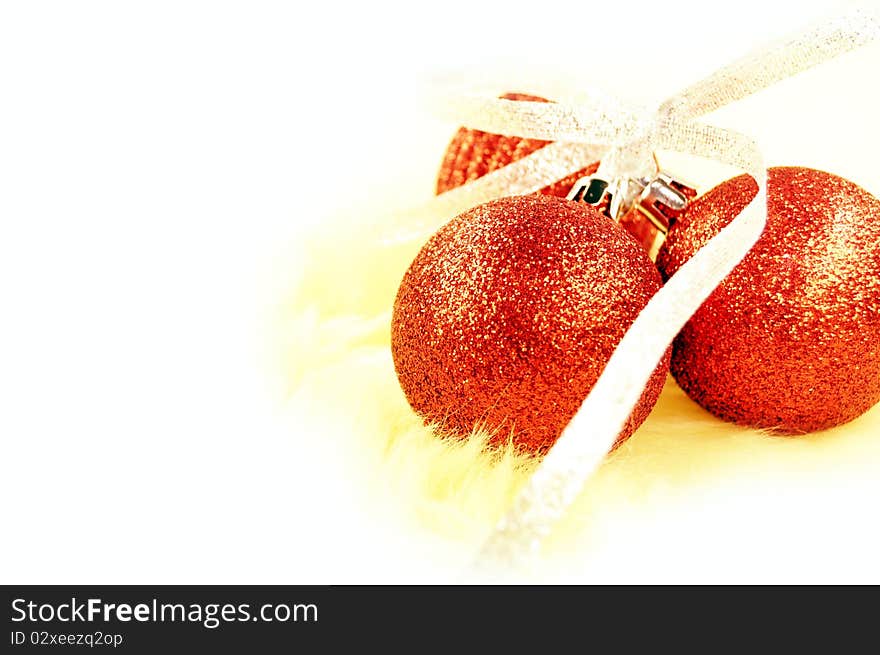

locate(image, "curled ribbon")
[[382, 7, 880, 574]]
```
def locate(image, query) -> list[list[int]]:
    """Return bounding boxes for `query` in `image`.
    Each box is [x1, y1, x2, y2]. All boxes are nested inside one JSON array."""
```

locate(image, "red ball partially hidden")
[[392, 195, 669, 454], [436, 92, 659, 252], [436, 93, 595, 198], [657, 166, 880, 433]]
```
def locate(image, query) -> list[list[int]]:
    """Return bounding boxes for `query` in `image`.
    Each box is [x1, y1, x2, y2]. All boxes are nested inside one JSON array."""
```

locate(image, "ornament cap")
[[632, 173, 699, 233], [567, 166, 697, 234]]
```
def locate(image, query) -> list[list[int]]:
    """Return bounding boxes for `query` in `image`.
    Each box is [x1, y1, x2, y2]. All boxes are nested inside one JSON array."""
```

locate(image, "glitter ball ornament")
[[435, 92, 659, 252], [392, 195, 670, 454], [657, 166, 880, 433]]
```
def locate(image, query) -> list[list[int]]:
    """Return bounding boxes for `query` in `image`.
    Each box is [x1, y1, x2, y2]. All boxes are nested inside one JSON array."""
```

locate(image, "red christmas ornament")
[[436, 92, 660, 252], [657, 166, 880, 433], [392, 195, 670, 454]]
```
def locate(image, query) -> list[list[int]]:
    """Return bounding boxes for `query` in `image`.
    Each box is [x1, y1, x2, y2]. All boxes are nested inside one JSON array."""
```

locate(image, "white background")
[[1, 0, 878, 582]]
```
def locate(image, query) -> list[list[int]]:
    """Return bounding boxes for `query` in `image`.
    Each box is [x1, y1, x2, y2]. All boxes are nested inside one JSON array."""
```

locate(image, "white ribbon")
[[381, 7, 880, 573]]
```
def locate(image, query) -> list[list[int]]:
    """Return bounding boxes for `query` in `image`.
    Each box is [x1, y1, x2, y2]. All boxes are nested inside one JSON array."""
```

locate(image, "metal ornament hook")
[[566, 162, 697, 234]]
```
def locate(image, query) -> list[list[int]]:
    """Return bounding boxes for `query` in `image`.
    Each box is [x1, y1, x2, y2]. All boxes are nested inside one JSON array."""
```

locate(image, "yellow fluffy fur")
[[274, 51, 880, 578], [277, 206, 880, 581]]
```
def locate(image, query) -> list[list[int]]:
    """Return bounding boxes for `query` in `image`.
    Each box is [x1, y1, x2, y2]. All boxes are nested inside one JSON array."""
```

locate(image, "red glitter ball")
[[657, 166, 880, 433], [435, 92, 659, 252], [392, 195, 670, 454]]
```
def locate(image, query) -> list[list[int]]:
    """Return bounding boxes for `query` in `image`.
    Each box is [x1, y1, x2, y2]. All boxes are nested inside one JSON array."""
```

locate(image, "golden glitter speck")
[[391, 195, 669, 455]]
